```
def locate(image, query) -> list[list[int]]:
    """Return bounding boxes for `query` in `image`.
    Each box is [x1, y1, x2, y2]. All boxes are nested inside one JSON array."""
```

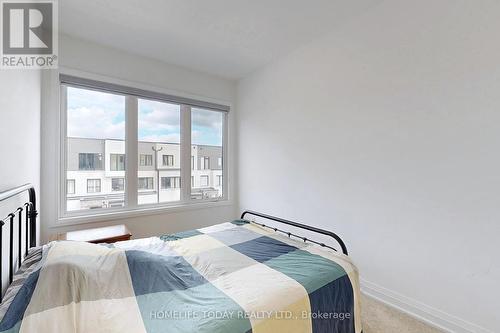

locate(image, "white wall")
[[237, 1, 499, 332], [40, 35, 237, 242], [0, 71, 41, 289], [0, 71, 41, 193], [58, 35, 235, 102]]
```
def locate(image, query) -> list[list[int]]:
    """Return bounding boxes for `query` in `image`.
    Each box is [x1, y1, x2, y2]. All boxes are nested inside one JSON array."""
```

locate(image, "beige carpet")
[[361, 294, 445, 333]]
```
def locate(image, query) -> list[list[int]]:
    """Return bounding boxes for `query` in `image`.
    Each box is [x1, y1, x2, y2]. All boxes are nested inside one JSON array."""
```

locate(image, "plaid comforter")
[[0, 220, 361, 333]]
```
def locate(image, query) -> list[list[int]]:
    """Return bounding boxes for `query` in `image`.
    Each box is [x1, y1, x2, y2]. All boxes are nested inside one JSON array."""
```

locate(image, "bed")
[[0, 184, 362, 333]]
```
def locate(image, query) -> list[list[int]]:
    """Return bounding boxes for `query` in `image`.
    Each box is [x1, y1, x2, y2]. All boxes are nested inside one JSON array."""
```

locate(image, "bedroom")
[[0, 0, 497, 332]]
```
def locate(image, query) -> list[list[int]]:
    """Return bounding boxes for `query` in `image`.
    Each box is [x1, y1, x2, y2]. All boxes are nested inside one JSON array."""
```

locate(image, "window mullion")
[[222, 112, 228, 201], [180, 105, 191, 203], [60, 84, 68, 214], [125, 96, 138, 207]]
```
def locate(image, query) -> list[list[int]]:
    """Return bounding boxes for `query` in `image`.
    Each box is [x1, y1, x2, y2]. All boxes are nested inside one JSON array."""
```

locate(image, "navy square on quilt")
[[230, 236, 298, 263], [125, 250, 207, 296]]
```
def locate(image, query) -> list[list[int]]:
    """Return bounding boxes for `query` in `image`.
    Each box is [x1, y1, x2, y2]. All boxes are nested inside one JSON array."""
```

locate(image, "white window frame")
[[161, 176, 181, 189], [162, 154, 174, 167], [57, 72, 230, 224], [79, 153, 103, 170], [67, 179, 75, 194], [138, 177, 154, 190], [87, 179, 101, 193], [111, 178, 125, 192], [200, 156, 210, 170], [110, 154, 126, 171], [200, 175, 209, 187], [140, 154, 152, 166]]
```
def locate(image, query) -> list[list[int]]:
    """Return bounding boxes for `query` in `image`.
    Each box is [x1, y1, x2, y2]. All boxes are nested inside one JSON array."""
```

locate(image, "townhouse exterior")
[[66, 138, 222, 211]]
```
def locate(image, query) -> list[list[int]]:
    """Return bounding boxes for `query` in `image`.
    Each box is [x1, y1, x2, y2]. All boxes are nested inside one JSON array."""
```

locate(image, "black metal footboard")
[[241, 210, 348, 255]]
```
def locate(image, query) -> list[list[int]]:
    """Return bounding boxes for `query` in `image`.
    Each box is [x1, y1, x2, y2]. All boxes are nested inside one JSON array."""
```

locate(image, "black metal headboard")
[[0, 184, 37, 302], [241, 210, 348, 255]]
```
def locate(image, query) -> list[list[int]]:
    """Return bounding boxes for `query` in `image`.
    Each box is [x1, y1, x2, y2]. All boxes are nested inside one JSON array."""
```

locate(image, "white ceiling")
[[60, 0, 381, 79]]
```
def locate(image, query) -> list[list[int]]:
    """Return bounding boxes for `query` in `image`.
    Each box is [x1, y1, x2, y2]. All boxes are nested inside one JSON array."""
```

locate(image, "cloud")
[[67, 87, 124, 111], [192, 108, 223, 129], [67, 106, 125, 139], [138, 99, 180, 132], [191, 108, 223, 146], [66, 87, 223, 146], [140, 133, 180, 143], [138, 100, 181, 143], [67, 87, 126, 140]]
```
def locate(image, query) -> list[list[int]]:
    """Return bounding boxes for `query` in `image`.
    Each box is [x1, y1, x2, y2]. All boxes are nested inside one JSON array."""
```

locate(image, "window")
[[111, 178, 124, 191], [191, 108, 224, 200], [61, 77, 227, 217], [78, 153, 103, 170], [140, 154, 152, 166], [216, 175, 223, 186], [67, 179, 75, 194], [200, 175, 209, 187], [66, 86, 124, 212], [110, 154, 125, 171], [138, 177, 154, 190], [162, 155, 174, 166], [200, 157, 210, 170], [138, 99, 180, 204], [161, 177, 181, 189], [87, 179, 101, 193]]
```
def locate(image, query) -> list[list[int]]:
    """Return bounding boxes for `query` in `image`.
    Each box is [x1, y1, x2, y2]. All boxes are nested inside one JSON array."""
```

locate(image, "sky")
[[67, 87, 223, 146]]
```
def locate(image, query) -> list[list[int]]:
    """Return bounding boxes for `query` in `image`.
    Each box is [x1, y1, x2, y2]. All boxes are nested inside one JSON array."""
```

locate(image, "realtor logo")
[[1, 0, 58, 68]]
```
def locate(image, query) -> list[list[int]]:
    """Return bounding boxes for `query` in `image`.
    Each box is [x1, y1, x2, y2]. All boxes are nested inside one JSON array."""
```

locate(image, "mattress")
[[0, 220, 361, 333]]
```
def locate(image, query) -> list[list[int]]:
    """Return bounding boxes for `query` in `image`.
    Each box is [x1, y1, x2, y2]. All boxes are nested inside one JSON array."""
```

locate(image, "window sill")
[[51, 199, 233, 229]]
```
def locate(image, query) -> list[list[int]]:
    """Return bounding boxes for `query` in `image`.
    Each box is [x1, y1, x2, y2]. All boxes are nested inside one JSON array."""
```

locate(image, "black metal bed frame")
[[241, 210, 348, 255], [0, 187, 345, 301], [0, 184, 37, 302]]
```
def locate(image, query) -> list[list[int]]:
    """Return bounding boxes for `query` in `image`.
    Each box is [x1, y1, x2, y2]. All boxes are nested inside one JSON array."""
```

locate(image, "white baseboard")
[[360, 278, 492, 333]]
